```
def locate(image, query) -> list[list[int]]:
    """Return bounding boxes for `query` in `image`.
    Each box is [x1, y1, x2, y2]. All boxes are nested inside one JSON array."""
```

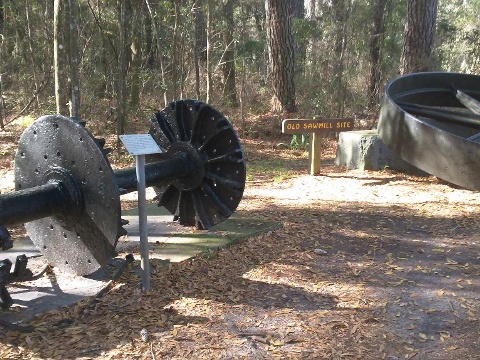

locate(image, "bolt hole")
[[43, 245, 47, 250], [99, 167, 103, 172], [50, 225, 54, 230], [71, 160, 75, 166], [79, 137, 83, 142], [87, 259, 91, 264], [17, 184, 22, 189], [35, 168, 39, 174], [44, 154, 48, 160], [65, 261, 69, 265], [53, 123, 59, 129], [56, 151, 61, 157], [63, 232, 67, 238], [82, 179, 87, 186], [76, 232, 81, 238], [20, 152, 25, 157], [33, 130, 37, 135]]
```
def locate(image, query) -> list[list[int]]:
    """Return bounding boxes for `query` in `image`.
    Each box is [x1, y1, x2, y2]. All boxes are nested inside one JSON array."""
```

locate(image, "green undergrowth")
[[247, 157, 307, 182]]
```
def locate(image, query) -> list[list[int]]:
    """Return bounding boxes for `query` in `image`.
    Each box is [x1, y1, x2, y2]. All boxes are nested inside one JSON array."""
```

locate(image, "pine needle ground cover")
[[0, 131, 479, 359]]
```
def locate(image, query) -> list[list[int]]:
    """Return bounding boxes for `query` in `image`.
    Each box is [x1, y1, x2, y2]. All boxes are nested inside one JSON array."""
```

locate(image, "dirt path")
[[1, 128, 479, 359]]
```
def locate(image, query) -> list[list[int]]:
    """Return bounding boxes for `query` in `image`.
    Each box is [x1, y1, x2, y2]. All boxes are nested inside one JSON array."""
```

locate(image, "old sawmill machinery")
[[0, 100, 246, 280]]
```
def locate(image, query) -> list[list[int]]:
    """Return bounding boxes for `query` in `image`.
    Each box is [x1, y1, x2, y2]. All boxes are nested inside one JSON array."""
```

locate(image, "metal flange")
[[149, 100, 246, 229], [14, 115, 123, 275]]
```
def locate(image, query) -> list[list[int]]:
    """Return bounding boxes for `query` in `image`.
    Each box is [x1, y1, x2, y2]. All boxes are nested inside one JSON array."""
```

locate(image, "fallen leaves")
[[2, 138, 480, 359]]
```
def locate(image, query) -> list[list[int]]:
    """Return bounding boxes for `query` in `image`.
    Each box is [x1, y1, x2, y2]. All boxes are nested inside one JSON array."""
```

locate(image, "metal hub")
[[41, 167, 84, 229]]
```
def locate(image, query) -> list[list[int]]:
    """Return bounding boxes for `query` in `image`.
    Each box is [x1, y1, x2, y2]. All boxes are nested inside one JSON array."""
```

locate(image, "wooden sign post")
[[281, 118, 353, 175]]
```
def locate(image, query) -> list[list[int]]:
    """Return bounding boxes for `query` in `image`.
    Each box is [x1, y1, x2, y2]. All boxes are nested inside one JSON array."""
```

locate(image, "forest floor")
[[0, 116, 480, 359]]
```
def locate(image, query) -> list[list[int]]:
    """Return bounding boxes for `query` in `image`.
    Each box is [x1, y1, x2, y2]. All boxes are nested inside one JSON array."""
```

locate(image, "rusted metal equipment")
[[0, 100, 246, 276], [377, 72, 480, 191]]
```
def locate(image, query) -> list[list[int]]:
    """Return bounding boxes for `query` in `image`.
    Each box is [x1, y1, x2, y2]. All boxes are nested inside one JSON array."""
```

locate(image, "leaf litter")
[[0, 138, 479, 359]]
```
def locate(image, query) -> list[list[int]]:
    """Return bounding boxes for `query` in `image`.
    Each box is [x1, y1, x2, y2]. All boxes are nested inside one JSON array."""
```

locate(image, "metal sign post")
[[119, 134, 162, 291]]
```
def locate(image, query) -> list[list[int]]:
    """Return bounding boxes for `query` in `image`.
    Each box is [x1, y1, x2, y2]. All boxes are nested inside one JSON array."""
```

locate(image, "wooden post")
[[309, 133, 322, 175], [282, 118, 354, 175]]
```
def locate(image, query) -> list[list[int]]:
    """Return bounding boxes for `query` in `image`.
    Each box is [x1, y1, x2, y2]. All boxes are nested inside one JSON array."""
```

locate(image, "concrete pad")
[[119, 204, 281, 262], [1, 206, 280, 325]]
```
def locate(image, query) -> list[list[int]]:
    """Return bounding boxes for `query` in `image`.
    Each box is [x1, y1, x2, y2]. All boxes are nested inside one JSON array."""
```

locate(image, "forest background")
[[0, 0, 478, 138]]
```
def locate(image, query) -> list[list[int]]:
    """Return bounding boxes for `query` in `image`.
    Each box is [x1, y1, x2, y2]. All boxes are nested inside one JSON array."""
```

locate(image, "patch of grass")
[[247, 158, 306, 182], [200, 248, 218, 260]]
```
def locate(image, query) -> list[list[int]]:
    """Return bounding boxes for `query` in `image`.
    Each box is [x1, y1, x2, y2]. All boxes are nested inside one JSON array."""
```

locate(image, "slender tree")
[[368, 0, 388, 108], [130, 1, 142, 108], [267, 0, 296, 113], [68, 0, 80, 119], [0, 0, 4, 129], [54, 0, 68, 115], [206, 0, 213, 103], [400, 0, 438, 74], [171, 0, 181, 101], [117, 0, 127, 138], [192, 1, 203, 99], [331, 0, 351, 117], [222, 0, 237, 106]]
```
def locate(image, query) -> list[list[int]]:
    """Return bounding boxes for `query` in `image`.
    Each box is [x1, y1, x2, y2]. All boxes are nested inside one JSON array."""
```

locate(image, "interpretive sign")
[[119, 134, 163, 291], [282, 118, 354, 134], [119, 134, 162, 156], [281, 118, 354, 175]]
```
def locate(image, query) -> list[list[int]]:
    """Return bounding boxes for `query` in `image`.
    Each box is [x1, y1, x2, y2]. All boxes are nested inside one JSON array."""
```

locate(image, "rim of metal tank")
[[378, 71, 480, 191]]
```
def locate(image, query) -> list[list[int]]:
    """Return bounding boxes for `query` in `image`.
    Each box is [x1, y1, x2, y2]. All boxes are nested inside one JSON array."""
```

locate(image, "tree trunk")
[[25, 0, 40, 111], [54, 0, 68, 115], [291, 0, 305, 77], [143, 1, 155, 68], [171, 0, 181, 101], [194, 0, 206, 65], [331, 0, 350, 117], [304, 0, 316, 79], [193, 3, 201, 100], [117, 0, 127, 139], [68, 0, 80, 120], [130, 1, 141, 109], [400, 0, 438, 75], [206, 0, 213, 103], [222, 0, 237, 107], [267, 0, 297, 113], [0, 1, 4, 129], [368, 0, 388, 109], [144, 0, 168, 107]]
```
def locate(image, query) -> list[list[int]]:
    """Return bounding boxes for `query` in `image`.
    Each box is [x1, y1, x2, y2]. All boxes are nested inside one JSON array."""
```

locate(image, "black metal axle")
[[0, 154, 199, 228]]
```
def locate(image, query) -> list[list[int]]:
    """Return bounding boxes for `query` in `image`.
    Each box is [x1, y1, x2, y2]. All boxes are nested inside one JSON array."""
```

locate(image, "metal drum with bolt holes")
[[13, 115, 123, 275]]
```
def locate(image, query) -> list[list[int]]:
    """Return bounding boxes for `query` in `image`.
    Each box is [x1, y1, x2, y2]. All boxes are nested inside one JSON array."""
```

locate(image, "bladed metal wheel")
[[149, 100, 246, 229]]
